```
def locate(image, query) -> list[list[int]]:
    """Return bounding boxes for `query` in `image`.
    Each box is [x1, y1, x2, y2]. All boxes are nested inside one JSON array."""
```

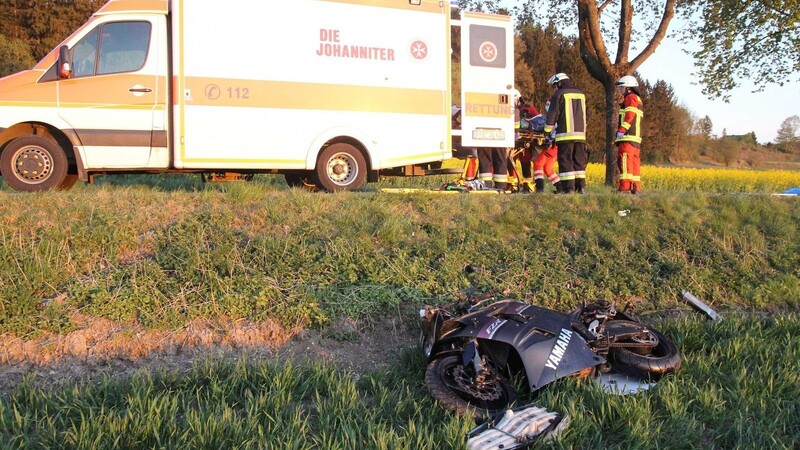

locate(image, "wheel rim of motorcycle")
[[452, 364, 503, 401], [631, 331, 658, 347]]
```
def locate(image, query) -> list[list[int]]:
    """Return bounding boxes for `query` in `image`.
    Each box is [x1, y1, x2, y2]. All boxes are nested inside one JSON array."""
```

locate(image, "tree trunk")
[[603, 83, 618, 186]]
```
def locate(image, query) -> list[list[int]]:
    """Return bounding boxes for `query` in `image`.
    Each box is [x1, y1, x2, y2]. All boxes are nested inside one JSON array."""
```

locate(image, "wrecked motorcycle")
[[420, 293, 681, 420]]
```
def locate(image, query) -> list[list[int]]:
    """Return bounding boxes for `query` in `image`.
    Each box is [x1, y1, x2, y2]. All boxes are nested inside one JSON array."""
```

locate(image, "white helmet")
[[547, 73, 569, 86], [511, 88, 522, 100], [616, 75, 638, 88]]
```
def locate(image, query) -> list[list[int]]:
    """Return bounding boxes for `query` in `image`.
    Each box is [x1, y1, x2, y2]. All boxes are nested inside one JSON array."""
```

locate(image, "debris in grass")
[[467, 404, 570, 450], [595, 372, 656, 395], [681, 290, 723, 322], [617, 209, 631, 217]]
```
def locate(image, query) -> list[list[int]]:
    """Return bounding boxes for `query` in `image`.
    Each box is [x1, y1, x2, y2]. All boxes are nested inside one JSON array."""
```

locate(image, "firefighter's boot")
[[552, 181, 562, 194], [575, 178, 586, 194], [535, 179, 545, 193]]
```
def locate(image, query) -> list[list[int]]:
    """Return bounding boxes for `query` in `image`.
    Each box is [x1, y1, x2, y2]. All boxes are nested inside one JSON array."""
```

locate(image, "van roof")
[[96, 0, 168, 15]]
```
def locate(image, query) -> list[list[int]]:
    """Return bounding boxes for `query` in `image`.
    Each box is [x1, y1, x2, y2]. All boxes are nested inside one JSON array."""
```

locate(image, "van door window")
[[72, 27, 100, 77], [71, 21, 151, 77]]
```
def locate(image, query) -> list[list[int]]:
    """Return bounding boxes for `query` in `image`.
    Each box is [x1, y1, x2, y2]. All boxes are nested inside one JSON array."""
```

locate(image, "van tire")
[[314, 143, 366, 192], [0, 136, 69, 192]]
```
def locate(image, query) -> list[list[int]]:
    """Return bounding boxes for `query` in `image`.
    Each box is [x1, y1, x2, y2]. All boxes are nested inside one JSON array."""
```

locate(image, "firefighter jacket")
[[544, 80, 587, 143], [616, 91, 644, 146]]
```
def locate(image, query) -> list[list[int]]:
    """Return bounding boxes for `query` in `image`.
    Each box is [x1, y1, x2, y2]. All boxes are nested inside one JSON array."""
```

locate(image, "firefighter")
[[615, 75, 643, 194], [544, 73, 588, 194], [512, 90, 541, 192], [531, 102, 560, 193], [510, 89, 538, 192]]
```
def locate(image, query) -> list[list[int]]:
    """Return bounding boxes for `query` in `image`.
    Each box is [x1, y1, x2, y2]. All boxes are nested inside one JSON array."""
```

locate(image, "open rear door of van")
[[459, 11, 514, 149]]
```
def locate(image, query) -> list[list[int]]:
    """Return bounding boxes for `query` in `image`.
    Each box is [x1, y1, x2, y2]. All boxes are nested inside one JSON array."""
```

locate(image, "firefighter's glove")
[[616, 131, 625, 139]]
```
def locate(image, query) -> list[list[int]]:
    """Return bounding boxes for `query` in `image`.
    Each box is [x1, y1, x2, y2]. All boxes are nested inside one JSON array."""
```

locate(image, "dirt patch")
[[0, 314, 418, 399]]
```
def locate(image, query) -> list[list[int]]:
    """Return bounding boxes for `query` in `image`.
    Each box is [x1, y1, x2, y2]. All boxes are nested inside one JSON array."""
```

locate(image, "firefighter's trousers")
[[534, 145, 560, 186], [478, 147, 509, 188], [617, 142, 641, 192], [556, 141, 588, 193]]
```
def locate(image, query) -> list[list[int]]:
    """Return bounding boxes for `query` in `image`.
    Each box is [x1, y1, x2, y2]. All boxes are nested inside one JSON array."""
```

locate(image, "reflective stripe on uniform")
[[619, 153, 632, 181], [559, 171, 578, 181]]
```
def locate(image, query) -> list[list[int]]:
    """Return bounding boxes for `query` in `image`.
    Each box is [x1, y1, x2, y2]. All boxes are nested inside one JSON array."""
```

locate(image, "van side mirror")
[[58, 45, 72, 79]]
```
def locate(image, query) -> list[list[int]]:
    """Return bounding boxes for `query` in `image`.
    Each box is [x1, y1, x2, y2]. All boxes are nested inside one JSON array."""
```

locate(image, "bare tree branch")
[[629, 0, 676, 72], [615, 0, 633, 67], [597, 0, 614, 15], [578, 0, 614, 81]]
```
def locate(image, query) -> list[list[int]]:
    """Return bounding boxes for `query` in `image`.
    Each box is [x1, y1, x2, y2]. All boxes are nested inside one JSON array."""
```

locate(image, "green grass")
[[1, 314, 798, 449], [1, 170, 799, 448], [1, 175, 798, 336]]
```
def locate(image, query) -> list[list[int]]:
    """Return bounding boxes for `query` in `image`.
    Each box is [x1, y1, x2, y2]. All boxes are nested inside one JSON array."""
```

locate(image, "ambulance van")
[[0, 0, 514, 191]]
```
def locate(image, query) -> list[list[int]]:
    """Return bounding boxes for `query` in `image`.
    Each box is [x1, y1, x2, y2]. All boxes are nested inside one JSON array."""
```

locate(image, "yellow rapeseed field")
[[585, 163, 800, 193], [441, 159, 799, 193]]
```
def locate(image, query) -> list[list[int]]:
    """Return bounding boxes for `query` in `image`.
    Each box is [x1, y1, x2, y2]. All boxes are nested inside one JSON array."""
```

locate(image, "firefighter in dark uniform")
[[615, 75, 644, 194], [544, 73, 588, 194]]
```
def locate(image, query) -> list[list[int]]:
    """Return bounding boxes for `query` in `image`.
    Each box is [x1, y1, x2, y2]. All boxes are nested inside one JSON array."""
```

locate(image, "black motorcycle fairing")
[[428, 300, 603, 392], [520, 323, 602, 391]]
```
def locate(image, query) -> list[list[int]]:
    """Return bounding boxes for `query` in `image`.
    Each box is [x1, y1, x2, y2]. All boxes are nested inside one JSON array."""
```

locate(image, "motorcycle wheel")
[[610, 325, 681, 379], [425, 355, 516, 421]]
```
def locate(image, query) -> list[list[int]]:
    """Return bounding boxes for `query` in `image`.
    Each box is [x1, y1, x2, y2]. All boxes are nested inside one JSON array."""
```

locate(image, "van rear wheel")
[[0, 136, 69, 192], [314, 143, 366, 192]]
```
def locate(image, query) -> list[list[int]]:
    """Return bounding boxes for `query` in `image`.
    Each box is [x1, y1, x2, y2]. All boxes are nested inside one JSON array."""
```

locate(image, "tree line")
[[0, 0, 98, 71]]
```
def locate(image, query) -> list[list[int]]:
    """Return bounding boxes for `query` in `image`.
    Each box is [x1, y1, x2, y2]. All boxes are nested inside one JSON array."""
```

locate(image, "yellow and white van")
[[0, 0, 514, 191]]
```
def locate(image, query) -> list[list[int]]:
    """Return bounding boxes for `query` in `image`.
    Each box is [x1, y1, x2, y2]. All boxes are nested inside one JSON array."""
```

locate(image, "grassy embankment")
[[2, 316, 798, 449], [0, 164, 798, 448]]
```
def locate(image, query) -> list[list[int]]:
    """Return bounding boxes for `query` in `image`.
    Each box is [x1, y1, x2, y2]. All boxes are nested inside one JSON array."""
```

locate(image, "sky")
[[634, 34, 799, 144]]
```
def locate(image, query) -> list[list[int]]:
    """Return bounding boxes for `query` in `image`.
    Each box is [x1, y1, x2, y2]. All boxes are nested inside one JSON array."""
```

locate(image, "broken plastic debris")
[[617, 209, 631, 217], [682, 290, 723, 322], [467, 404, 569, 450], [595, 372, 656, 395]]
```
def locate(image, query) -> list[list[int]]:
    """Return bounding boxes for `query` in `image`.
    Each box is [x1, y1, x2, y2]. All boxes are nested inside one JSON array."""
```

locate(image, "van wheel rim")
[[13, 146, 53, 183], [326, 152, 358, 186]]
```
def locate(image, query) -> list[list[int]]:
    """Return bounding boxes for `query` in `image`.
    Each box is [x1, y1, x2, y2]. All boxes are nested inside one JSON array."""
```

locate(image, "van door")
[[459, 11, 514, 148], [57, 16, 168, 169]]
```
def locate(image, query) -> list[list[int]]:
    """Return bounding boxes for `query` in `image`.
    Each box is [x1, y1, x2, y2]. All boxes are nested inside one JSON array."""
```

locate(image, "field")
[[1, 164, 799, 448]]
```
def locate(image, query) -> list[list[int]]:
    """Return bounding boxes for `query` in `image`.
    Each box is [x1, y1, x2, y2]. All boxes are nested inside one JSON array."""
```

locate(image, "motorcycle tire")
[[425, 355, 516, 422], [610, 325, 681, 379]]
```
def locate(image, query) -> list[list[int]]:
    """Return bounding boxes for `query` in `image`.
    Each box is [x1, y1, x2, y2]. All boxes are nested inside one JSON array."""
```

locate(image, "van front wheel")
[[314, 143, 366, 192], [0, 136, 69, 192]]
